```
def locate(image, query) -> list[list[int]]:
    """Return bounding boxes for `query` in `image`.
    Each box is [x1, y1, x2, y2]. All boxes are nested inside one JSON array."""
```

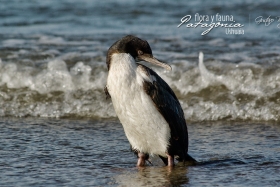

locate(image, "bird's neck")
[[109, 53, 137, 74]]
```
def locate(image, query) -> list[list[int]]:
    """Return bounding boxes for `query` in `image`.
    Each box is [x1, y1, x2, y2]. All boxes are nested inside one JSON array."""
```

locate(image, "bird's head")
[[106, 35, 171, 71]]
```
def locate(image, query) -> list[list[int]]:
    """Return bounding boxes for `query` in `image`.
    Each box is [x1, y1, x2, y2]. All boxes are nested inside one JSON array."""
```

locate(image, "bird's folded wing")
[[138, 64, 189, 152]]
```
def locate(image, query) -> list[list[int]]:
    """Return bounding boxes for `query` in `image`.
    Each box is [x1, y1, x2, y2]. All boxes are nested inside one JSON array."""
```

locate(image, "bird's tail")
[[160, 153, 197, 166], [176, 152, 197, 166], [183, 153, 197, 165]]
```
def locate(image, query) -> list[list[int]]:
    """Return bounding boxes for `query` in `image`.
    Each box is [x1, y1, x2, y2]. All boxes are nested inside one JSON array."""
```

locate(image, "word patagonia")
[[178, 15, 244, 35]]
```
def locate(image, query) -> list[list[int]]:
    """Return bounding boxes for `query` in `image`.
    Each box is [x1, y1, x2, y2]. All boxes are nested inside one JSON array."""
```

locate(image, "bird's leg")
[[167, 154, 175, 167], [137, 152, 147, 167]]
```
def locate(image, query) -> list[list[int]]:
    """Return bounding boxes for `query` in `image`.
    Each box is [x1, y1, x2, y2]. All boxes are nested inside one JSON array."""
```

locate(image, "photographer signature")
[[255, 15, 280, 28]]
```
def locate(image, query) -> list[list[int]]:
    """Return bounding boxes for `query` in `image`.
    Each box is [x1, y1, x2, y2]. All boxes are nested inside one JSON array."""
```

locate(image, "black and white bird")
[[105, 35, 196, 167]]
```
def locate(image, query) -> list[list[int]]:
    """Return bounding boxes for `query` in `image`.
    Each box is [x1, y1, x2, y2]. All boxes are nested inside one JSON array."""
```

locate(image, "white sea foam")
[[38, 35, 65, 45], [0, 52, 280, 121], [156, 52, 280, 121], [2, 39, 26, 47]]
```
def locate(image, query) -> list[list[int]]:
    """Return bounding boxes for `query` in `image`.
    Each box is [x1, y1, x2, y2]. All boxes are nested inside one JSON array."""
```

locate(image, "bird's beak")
[[137, 54, 172, 71]]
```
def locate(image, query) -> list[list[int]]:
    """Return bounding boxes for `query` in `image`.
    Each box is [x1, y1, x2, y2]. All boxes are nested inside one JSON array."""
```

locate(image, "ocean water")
[[0, 0, 280, 186]]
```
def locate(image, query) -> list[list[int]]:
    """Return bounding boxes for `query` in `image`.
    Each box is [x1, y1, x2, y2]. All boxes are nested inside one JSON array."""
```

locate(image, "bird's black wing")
[[138, 64, 194, 163]]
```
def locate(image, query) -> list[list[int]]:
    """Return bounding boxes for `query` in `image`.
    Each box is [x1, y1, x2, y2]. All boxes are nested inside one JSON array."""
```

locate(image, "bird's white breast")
[[107, 53, 170, 156]]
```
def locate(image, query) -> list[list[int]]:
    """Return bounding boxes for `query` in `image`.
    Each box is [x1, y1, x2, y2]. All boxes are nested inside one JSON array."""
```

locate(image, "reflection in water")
[[114, 158, 246, 186], [115, 165, 189, 187]]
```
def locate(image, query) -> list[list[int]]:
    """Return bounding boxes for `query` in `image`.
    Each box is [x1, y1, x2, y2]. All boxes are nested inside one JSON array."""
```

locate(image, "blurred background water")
[[0, 0, 280, 186]]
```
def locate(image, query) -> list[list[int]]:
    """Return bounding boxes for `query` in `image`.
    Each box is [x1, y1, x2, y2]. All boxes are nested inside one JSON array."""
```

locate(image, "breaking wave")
[[0, 52, 280, 122]]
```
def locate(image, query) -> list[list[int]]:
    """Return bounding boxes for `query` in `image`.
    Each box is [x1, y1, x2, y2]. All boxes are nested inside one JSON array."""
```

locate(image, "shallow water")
[[1, 0, 280, 186], [0, 118, 279, 186]]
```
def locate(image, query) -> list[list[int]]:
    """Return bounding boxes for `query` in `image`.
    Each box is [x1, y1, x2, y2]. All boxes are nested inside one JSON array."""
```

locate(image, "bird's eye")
[[138, 50, 143, 55]]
